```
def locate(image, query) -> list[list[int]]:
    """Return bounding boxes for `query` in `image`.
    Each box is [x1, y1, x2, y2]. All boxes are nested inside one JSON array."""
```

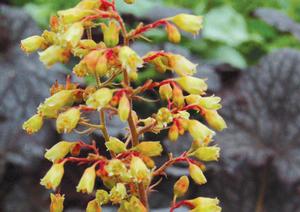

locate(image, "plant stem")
[[123, 69, 148, 208], [99, 110, 116, 158]]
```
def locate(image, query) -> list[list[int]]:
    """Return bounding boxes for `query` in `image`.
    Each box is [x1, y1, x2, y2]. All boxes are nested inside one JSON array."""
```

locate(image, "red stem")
[[131, 19, 168, 38], [170, 200, 194, 212]]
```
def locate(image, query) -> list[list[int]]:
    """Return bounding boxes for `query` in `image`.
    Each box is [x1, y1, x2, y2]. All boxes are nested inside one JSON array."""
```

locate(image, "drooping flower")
[[171, 14, 203, 35], [76, 164, 97, 194], [56, 108, 81, 133], [50, 193, 65, 212], [119, 46, 143, 74], [40, 162, 65, 190], [189, 163, 207, 185], [22, 114, 44, 134]]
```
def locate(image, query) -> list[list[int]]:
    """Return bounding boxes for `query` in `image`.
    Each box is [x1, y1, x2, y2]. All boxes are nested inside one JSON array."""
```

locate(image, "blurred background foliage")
[[8, 0, 300, 70]]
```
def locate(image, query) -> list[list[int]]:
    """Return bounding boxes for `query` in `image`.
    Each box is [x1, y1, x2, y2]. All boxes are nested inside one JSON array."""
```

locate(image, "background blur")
[[1, 0, 300, 211]]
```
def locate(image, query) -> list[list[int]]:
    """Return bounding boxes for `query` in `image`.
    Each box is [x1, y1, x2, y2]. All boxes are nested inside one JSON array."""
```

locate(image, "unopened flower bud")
[[105, 137, 126, 154], [38, 90, 74, 118], [187, 197, 221, 212], [174, 176, 189, 198], [168, 123, 179, 142], [83, 50, 102, 71], [101, 175, 117, 189], [173, 85, 185, 108], [146, 53, 168, 73], [166, 23, 181, 43], [140, 155, 155, 169], [177, 118, 189, 131], [50, 15, 60, 32], [204, 110, 227, 131], [159, 84, 173, 100], [40, 162, 65, 190], [39, 45, 70, 67], [118, 94, 130, 122], [45, 141, 76, 162], [96, 189, 109, 205], [105, 159, 127, 177], [190, 140, 203, 152], [109, 183, 127, 204], [58, 8, 95, 24], [100, 21, 120, 47], [189, 163, 207, 185], [96, 54, 108, 77], [73, 40, 98, 58], [119, 46, 143, 74], [123, 0, 135, 4], [186, 95, 222, 110], [62, 22, 84, 47], [188, 120, 215, 142], [21, 35, 47, 53], [176, 76, 207, 95], [130, 156, 150, 182], [76, 164, 96, 194], [86, 88, 113, 110], [192, 146, 220, 162], [86, 199, 102, 212], [50, 193, 64, 212], [134, 141, 163, 157], [22, 114, 43, 134], [171, 14, 203, 35], [156, 107, 173, 125], [56, 108, 81, 133], [169, 54, 197, 76], [77, 0, 101, 9]]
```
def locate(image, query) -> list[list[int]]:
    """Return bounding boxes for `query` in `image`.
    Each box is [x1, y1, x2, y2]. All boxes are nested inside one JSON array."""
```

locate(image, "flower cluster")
[[21, 0, 226, 211]]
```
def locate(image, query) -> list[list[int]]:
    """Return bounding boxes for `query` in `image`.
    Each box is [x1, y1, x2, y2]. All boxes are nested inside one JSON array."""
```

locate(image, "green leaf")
[[203, 6, 250, 46], [209, 45, 247, 69]]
